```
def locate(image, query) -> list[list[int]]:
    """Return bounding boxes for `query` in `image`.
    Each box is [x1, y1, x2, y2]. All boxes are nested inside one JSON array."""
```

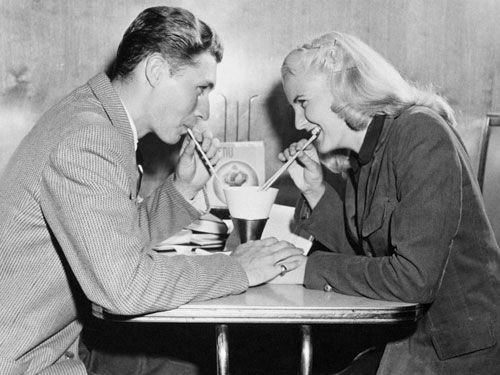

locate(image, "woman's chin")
[[315, 140, 328, 154]]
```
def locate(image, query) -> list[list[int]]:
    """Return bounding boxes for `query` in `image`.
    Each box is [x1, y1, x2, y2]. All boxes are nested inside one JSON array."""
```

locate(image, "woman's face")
[[282, 70, 349, 153]]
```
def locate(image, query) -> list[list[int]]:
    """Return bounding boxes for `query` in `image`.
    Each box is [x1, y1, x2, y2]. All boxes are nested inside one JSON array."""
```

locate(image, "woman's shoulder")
[[395, 105, 447, 128], [390, 105, 451, 140], [385, 105, 457, 157]]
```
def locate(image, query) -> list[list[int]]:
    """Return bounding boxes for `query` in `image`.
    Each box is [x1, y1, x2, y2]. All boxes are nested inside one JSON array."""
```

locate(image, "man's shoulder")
[[28, 73, 130, 157], [33, 88, 108, 139]]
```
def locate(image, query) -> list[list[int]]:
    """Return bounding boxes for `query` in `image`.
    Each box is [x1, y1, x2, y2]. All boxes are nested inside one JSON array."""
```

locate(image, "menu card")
[[205, 141, 265, 209]]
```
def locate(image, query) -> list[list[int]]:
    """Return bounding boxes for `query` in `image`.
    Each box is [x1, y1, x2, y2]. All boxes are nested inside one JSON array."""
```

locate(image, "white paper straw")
[[260, 127, 321, 191], [186, 128, 223, 186]]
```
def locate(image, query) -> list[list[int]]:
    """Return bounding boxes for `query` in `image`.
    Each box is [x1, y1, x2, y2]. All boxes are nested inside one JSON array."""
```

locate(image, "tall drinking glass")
[[223, 186, 278, 243]]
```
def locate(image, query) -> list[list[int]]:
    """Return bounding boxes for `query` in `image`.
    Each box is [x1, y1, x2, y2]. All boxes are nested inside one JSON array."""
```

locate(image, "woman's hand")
[[278, 139, 325, 209], [174, 129, 222, 200], [230, 237, 305, 287]]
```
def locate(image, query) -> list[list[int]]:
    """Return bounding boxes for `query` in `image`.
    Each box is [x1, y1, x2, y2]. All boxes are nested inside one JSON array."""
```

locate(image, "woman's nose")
[[295, 111, 308, 130]]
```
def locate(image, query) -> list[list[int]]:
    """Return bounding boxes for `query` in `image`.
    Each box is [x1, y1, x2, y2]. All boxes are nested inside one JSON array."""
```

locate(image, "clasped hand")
[[278, 138, 325, 209], [230, 237, 306, 286], [174, 129, 222, 200]]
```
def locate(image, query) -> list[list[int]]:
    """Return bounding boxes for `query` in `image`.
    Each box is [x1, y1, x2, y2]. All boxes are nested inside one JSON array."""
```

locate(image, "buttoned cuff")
[[294, 184, 343, 251], [304, 250, 349, 292]]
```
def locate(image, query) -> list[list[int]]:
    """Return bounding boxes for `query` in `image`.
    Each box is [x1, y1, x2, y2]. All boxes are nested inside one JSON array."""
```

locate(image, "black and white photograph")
[[1, 1, 499, 374]]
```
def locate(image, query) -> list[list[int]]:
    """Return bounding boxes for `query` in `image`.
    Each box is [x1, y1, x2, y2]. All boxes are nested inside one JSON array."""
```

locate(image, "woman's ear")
[[144, 53, 169, 87]]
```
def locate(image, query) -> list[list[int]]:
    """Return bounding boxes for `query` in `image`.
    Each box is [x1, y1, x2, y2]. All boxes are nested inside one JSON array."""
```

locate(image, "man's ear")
[[144, 53, 170, 87]]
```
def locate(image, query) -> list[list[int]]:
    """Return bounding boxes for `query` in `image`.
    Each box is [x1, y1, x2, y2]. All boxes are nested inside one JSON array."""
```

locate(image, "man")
[[0, 6, 303, 375]]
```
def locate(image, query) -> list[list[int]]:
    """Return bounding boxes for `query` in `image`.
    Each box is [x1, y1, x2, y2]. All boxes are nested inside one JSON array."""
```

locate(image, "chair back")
[[478, 113, 500, 245]]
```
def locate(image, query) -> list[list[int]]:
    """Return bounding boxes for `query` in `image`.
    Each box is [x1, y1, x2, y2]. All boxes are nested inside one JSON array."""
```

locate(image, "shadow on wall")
[[262, 82, 307, 206], [0, 66, 39, 175], [265, 81, 310, 151]]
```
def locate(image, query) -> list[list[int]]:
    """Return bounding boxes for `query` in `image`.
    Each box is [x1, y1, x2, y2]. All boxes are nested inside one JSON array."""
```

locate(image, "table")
[[93, 284, 422, 375]]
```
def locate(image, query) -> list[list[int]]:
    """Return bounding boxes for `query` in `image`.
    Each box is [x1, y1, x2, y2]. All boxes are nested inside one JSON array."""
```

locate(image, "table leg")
[[300, 324, 312, 375], [216, 324, 229, 375]]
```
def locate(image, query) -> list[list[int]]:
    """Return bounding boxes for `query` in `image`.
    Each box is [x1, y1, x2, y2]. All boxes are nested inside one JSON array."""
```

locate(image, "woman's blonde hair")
[[281, 32, 456, 130]]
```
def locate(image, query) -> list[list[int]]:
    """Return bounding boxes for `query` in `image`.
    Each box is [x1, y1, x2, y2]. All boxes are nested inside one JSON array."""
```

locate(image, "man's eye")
[[298, 100, 307, 108]]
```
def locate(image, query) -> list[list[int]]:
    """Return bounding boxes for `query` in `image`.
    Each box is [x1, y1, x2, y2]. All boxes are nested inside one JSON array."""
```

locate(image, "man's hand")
[[230, 237, 305, 287], [268, 255, 307, 284], [174, 129, 222, 200]]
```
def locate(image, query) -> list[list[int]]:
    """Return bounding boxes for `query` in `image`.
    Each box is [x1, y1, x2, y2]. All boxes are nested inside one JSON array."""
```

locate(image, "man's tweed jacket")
[[0, 73, 248, 375]]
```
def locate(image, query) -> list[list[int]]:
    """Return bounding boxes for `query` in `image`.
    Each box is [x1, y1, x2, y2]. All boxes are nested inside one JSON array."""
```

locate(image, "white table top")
[[93, 284, 422, 324]]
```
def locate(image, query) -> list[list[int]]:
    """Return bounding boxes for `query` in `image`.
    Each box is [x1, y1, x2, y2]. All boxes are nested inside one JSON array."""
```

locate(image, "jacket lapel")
[[344, 172, 358, 244], [87, 74, 140, 199], [348, 116, 395, 256], [361, 116, 394, 220]]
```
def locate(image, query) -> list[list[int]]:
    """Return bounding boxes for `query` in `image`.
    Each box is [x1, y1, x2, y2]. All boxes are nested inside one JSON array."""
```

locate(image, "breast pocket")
[[361, 198, 396, 255]]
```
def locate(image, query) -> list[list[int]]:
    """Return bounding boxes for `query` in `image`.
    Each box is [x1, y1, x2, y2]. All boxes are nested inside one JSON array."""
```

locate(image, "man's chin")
[[156, 133, 182, 145]]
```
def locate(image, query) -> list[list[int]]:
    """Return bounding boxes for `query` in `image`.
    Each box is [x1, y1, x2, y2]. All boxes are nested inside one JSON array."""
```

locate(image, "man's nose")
[[195, 94, 210, 121]]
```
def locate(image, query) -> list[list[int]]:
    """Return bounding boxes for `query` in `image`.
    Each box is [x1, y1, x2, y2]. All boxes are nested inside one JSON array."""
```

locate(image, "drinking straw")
[[186, 128, 224, 186], [260, 127, 321, 191]]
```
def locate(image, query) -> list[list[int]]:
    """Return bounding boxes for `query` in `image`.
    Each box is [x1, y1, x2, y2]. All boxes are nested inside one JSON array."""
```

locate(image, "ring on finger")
[[280, 264, 288, 277]]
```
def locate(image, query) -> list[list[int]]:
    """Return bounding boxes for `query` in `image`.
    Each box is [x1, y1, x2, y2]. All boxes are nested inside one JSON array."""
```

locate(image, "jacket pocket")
[[430, 314, 496, 360], [361, 198, 394, 237]]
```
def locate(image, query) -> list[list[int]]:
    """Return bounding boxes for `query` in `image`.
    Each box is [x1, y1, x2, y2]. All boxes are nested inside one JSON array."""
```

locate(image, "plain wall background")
[[1, 0, 500, 203]]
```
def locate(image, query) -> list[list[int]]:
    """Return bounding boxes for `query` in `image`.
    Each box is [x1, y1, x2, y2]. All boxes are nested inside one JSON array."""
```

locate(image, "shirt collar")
[[357, 114, 386, 166], [119, 99, 138, 151]]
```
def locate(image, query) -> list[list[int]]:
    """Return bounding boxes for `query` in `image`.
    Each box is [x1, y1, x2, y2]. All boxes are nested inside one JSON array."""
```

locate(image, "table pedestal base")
[[300, 324, 312, 375], [216, 324, 229, 375], [214, 323, 312, 375]]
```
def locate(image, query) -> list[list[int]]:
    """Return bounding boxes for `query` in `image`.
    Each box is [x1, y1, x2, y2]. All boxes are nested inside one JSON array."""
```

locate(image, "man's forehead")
[[177, 52, 217, 83]]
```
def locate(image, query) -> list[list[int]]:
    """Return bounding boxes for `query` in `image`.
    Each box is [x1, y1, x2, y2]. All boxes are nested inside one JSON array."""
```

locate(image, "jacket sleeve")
[[304, 112, 462, 303], [40, 125, 248, 315], [137, 173, 202, 246], [294, 166, 355, 254]]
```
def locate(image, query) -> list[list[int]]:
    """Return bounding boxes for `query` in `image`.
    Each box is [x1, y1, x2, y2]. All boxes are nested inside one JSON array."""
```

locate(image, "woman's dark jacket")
[[295, 106, 500, 374]]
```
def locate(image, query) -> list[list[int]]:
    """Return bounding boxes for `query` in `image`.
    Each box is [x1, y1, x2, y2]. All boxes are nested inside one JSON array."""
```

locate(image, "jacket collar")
[[87, 73, 141, 199], [87, 73, 136, 157], [357, 115, 386, 166], [344, 115, 396, 255]]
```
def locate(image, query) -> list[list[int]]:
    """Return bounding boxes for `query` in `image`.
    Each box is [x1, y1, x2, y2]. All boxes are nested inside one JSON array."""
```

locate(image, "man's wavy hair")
[[281, 32, 456, 130], [110, 6, 223, 79]]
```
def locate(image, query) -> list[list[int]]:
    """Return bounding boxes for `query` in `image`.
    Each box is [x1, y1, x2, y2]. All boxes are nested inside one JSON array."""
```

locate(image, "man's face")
[[149, 51, 217, 144]]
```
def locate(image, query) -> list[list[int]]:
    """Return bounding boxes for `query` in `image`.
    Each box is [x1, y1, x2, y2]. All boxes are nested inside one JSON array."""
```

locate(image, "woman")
[[279, 32, 500, 374]]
